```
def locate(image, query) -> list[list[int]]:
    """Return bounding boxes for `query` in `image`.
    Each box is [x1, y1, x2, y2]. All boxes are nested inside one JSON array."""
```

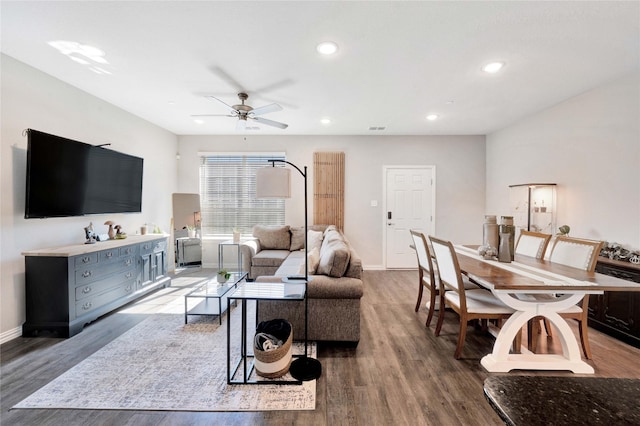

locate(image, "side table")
[[218, 240, 244, 273], [184, 272, 247, 325], [227, 281, 306, 385]]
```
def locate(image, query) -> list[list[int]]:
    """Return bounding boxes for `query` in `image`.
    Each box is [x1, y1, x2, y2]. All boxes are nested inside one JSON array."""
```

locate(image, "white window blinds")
[[199, 153, 286, 235]]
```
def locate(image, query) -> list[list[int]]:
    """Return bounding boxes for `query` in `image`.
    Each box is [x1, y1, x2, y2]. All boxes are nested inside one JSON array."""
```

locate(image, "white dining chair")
[[410, 230, 439, 326], [515, 230, 552, 259], [429, 236, 519, 359], [543, 236, 604, 359], [515, 230, 553, 347]]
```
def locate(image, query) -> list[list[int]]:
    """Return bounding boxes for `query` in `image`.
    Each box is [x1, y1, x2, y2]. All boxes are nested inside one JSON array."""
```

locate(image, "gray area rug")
[[13, 303, 316, 411]]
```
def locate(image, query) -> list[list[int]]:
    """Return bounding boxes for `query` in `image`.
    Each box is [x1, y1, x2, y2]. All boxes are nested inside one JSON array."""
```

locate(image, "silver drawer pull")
[[82, 271, 92, 278], [125, 272, 132, 279], [106, 252, 113, 258], [82, 256, 91, 263], [82, 302, 93, 310], [83, 286, 92, 294], [125, 259, 132, 266], [125, 285, 132, 292]]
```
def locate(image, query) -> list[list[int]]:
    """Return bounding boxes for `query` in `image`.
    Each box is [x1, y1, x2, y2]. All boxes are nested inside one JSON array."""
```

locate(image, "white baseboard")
[[363, 264, 386, 270], [1, 326, 22, 344]]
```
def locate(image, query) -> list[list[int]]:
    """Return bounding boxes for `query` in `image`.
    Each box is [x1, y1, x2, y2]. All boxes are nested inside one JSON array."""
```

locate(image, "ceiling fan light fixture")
[[482, 61, 505, 74], [317, 41, 338, 55]]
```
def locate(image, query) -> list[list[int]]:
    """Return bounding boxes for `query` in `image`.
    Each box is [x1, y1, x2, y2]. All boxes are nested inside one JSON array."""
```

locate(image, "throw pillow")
[[298, 247, 321, 275], [252, 225, 291, 250], [317, 237, 351, 278], [290, 226, 305, 251], [307, 230, 324, 253]]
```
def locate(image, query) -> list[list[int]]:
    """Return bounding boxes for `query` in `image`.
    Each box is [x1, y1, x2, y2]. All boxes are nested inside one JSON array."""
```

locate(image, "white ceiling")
[[2, 1, 639, 136]]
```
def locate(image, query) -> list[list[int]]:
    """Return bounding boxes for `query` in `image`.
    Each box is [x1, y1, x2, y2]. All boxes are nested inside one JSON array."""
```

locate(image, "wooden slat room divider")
[[313, 152, 345, 230]]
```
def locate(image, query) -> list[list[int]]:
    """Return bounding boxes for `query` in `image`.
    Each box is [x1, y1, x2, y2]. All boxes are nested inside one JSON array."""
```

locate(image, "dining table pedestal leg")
[[480, 291, 597, 374]]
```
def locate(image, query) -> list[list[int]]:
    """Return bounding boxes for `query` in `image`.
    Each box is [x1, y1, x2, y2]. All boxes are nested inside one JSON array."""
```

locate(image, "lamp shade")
[[256, 167, 291, 198]]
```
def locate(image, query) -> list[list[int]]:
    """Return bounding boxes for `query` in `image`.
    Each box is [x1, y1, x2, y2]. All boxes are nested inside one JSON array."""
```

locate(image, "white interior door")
[[384, 166, 435, 268]]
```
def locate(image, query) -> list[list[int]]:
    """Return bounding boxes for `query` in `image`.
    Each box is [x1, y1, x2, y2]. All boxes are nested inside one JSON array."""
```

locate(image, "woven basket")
[[254, 323, 293, 378]]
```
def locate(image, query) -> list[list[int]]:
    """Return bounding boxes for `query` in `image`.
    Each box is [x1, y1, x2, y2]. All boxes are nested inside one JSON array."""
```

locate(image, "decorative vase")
[[107, 224, 115, 240], [483, 215, 499, 253], [500, 216, 516, 261], [498, 232, 512, 263], [218, 274, 229, 283], [233, 231, 240, 243], [188, 229, 196, 238]]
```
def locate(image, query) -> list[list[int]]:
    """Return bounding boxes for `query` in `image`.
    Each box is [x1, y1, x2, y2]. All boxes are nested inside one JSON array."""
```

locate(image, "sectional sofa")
[[240, 225, 363, 345]]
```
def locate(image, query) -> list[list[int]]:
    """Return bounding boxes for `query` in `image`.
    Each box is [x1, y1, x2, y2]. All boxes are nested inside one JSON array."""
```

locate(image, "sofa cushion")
[[253, 225, 291, 250], [317, 233, 351, 278], [252, 250, 291, 267]]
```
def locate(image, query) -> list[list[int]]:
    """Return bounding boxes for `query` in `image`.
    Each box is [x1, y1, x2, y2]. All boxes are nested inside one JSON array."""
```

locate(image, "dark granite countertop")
[[484, 376, 640, 426]]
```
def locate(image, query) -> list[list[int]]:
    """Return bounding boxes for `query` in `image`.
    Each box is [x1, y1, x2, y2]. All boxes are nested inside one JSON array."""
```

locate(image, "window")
[[199, 153, 285, 236]]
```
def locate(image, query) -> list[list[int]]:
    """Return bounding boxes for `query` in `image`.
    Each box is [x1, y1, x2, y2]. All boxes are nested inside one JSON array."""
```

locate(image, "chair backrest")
[[549, 236, 603, 272], [410, 230, 434, 277], [515, 230, 552, 259], [429, 236, 467, 309]]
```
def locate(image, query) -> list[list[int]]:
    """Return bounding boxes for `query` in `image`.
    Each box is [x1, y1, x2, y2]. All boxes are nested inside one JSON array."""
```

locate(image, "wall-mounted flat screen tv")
[[25, 129, 144, 219]]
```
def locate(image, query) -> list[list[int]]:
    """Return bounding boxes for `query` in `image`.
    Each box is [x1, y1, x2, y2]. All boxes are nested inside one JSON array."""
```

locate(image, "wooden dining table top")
[[455, 246, 640, 293]]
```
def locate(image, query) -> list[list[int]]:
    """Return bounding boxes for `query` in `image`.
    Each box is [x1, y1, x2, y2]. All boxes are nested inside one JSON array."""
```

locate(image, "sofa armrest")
[[240, 239, 261, 275]]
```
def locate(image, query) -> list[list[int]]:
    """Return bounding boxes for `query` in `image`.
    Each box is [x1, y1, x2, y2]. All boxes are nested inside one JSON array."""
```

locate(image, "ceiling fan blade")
[[252, 116, 288, 129], [204, 95, 237, 114], [250, 103, 283, 116], [236, 118, 247, 131], [190, 114, 235, 117]]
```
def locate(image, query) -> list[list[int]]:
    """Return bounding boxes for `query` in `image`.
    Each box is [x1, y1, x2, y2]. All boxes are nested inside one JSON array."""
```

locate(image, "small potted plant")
[[557, 225, 570, 236], [186, 225, 196, 238], [233, 227, 241, 243], [217, 269, 231, 283]]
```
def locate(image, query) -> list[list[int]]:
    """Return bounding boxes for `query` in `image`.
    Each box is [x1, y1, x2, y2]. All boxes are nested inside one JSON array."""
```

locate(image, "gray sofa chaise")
[[240, 224, 363, 345]]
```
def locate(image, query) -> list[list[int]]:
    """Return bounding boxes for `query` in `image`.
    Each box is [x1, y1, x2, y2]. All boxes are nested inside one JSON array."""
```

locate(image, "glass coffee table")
[[184, 272, 247, 325]]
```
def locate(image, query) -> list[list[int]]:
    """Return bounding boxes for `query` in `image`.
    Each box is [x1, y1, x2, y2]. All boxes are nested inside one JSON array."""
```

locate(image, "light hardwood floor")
[[3, 269, 640, 425]]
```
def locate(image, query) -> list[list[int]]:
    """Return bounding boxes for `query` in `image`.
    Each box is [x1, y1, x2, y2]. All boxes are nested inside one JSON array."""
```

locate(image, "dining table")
[[453, 245, 640, 374]]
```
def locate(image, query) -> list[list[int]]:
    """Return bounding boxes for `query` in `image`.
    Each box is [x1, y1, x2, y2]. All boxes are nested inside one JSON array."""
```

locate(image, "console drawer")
[[75, 281, 136, 317], [75, 269, 137, 301], [74, 256, 136, 285], [74, 253, 98, 267]]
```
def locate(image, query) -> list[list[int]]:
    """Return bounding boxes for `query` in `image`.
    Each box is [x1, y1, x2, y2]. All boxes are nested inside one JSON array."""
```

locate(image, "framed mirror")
[[172, 193, 202, 267]]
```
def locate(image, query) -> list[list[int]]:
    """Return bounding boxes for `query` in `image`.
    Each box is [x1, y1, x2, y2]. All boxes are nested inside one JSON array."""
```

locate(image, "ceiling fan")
[[192, 92, 288, 131]]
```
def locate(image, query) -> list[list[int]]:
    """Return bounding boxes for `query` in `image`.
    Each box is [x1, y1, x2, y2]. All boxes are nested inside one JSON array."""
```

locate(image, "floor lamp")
[[255, 160, 322, 381]]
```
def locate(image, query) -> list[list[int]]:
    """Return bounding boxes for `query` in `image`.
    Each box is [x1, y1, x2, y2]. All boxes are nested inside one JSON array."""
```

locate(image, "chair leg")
[[454, 316, 468, 359], [543, 319, 553, 337], [434, 296, 446, 337], [578, 319, 593, 360], [425, 287, 436, 327], [415, 282, 424, 312]]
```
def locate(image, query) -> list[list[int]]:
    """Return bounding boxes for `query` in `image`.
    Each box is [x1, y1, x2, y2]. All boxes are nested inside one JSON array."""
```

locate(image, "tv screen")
[[25, 129, 144, 218]]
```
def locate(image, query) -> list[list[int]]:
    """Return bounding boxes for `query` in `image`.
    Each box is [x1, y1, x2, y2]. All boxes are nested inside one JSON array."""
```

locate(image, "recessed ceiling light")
[[320, 117, 331, 125], [193, 119, 204, 124], [482, 62, 505, 73], [426, 114, 439, 121], [316, 41, 338, 55]]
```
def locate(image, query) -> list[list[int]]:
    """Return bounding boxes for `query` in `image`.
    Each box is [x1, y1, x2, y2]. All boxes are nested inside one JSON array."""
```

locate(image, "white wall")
[[177, 134, 486, 268], [486, 72, 640, 249], [0, 55, 178, 340]]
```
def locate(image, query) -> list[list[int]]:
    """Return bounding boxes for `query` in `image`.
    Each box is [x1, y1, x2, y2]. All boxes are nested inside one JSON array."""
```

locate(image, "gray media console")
[[22, 235, 171, 337]]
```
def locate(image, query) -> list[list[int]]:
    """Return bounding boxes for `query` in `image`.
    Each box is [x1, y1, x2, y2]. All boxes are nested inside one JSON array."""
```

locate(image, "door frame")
[[382, 165, 437, 269]]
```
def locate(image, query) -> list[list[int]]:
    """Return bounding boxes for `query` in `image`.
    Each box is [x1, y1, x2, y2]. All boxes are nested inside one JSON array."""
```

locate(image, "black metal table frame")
[[226, 288, 305, 385]]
